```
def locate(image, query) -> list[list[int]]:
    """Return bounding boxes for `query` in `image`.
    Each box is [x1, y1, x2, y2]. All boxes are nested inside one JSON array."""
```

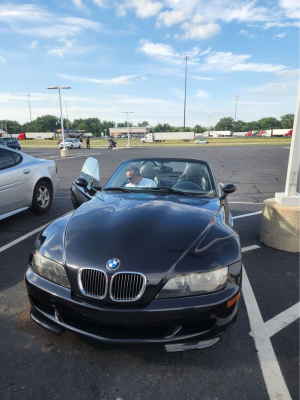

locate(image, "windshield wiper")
[[103, 187, 133, 192], [147, 188, 195, 196]]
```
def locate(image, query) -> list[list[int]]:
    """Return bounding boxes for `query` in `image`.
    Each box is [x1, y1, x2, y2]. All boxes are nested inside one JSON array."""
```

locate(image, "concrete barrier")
[[260, 198, 300, 252]]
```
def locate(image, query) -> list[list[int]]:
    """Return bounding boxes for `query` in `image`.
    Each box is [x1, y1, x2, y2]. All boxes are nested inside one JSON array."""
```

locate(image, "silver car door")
[[0, 149, 32, 215]]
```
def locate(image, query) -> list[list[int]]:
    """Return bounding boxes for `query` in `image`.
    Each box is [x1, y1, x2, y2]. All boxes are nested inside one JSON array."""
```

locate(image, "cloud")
[[276, 69, 299, 79], [73, 0, 87, 9], [94, 0, 163, 18], [0, 56, 5, 64], [279, 0, 300, 19], [275, 32, 287, 38], [195, 90, 210, 99], [0, 4, 104, 39], [47, 38, 74, 57], [201, 51, 287, 73], [55, 73, 142, 84], [30, 40, 38, 49], [175, 22, 220, 40], [191, 75, 215, 81], [156, 9, 186, 27], [138, 39, 200, 65], [240, 29, 257, 38]]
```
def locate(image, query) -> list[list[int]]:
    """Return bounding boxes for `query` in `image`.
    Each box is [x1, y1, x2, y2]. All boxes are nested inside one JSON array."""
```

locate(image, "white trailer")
[[141, 132, 194, 143], [212, 131, 233, 137], [271, 129, 292, 137], [24, 132, 55, 140], [233, 132, 249, 137]]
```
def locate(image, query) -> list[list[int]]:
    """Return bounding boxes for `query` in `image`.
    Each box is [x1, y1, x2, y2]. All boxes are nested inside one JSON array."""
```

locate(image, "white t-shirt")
[[126, 177, 157, 188]]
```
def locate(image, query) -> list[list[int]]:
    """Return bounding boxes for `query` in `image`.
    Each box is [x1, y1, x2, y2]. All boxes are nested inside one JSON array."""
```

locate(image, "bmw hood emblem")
[[106, 258, 120, 270]]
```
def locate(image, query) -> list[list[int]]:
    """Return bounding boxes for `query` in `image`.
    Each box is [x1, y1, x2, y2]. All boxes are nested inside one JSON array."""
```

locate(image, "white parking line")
[[242, 245, 261, 252], [233, 211, 262, 219], [229, 202, 263, 204], [242, 265, 292, 400], [0, 212, 72, 254], [264, 302, 300, 338]]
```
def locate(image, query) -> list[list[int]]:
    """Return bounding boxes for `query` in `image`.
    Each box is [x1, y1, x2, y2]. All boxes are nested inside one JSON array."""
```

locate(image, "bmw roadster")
[[25, 157, 242, 352]]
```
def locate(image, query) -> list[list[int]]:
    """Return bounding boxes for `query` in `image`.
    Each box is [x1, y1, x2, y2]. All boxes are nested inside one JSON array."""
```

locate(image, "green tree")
[[154, 123, 172, 132], [33, 115, 60, 132], [194, 124, 206, 133], [215, 117, 234, 131], [0, 120, 21, 135], [280, 114, 294, 129], [138, 121, 149, 127], [257, 117, 280, 130], [234, 120, 248, 132], [117, 121, 133, 127]]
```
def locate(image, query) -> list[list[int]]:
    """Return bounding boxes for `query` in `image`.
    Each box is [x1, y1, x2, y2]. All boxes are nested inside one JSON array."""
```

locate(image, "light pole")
[[65, 100, 69, 130], [183, 55, 189, 132], [27, 94, 32, 122], [209, 114, 211, 136], [235, 95, 239, 121], [47, 85, 71, 156], [122, 111, 134, 148]]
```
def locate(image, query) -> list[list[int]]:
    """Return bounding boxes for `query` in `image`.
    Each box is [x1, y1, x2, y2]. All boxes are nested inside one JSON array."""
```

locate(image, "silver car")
[[0, 146, 59, 220]]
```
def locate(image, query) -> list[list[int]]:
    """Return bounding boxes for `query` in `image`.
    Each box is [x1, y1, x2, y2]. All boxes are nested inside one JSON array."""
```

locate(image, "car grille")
[[110, 273, 146, 302], [79, 269, 107, 299]]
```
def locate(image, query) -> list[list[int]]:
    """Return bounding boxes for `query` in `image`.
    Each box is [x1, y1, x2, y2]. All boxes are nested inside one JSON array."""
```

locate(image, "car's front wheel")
[[30, 180, 52, 214]]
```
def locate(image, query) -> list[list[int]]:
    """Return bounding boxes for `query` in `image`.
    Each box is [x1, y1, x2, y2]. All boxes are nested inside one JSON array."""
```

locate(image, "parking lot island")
[[260, 198, 300, 252]]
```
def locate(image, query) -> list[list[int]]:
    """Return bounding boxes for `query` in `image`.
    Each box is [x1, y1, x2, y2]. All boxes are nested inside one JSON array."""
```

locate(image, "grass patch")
[[19, 137, 291, 148]]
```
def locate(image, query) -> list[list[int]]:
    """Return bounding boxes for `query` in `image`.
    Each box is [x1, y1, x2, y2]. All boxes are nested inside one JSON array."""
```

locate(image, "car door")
[[0, 148, 31, 216], [71, 157, 101, 208]]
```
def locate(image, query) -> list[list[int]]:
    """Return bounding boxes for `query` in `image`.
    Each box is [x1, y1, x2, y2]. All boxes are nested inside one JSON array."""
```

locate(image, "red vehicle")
[[284, 130, 293, 137], [17, 132, 26, 140], [244, 131, 252, 137], [256, 130, 265, 137]]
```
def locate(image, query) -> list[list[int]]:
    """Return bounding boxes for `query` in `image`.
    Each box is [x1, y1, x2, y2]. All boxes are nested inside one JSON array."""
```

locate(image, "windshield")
[[105, 159, 216, 196]]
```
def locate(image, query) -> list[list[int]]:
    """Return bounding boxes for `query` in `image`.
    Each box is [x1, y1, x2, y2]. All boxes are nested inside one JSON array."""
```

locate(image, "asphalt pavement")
[[0, 145, 298, 400]]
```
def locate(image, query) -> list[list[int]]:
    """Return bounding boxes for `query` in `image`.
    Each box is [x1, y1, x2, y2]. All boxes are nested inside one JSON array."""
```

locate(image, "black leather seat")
[[179, 163, 207, 190], [140, 162, 160, 187]]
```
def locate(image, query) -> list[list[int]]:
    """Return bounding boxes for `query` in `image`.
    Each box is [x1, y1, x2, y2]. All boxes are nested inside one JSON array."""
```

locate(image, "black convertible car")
[[25, 157, 242, 352]]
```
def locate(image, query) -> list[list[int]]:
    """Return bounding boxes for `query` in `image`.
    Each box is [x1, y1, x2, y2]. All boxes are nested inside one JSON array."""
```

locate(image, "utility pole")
[[183, 55, 189, 132], [27, 94, 32, 122], [209, 115, 211, 136]]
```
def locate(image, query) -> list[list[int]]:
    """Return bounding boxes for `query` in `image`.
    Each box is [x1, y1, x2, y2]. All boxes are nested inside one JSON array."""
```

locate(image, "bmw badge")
[[106, 258, 120, 271]]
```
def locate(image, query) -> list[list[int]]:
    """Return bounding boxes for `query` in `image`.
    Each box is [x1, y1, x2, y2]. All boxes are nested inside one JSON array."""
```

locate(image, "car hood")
[[64, 193, 220, 274]]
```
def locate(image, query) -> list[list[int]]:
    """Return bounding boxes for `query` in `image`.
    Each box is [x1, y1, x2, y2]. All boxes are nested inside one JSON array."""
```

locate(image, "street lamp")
[[47, 85, 71, 156], [122, 111, 134, 148], [65, 100, 69, 130], [235, 95, 239, 121], [183, 55, 189, 132], [27, 94, 32, 122]]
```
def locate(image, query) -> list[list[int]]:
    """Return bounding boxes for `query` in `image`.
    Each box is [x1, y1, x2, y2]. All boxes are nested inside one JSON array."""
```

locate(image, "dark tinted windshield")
[[105, 159, 216, 196]]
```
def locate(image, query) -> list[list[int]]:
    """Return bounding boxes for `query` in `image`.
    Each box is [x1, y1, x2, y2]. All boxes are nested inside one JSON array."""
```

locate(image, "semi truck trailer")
[[141, 132, 194, 143], [17, 132, 55, 140]]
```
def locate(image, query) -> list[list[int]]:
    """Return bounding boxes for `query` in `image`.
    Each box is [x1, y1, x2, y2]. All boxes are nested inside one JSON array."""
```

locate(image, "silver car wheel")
[[37, 186, 50, 208]]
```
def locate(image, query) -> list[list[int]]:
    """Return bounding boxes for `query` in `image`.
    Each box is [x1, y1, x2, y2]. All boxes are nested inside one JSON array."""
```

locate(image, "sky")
[[0, 0, 299, 127]]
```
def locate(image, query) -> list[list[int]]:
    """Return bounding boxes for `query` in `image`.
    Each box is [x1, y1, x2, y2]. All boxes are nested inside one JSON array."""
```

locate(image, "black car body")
[[2, 137, 21, 150], [25, 157, 242, 352]]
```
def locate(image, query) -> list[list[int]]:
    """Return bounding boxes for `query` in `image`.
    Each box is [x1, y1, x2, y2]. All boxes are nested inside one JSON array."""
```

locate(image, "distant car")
[[59, 139, 82, 149], [284, 130, 293, 137], [0, 146, 59, 220], [195, 140, 209, 144], [2, 137, 21, 150], [0, 138, 7, 146]]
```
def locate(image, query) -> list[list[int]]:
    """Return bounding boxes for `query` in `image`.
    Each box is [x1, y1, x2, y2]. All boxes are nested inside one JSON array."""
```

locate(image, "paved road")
[[0, 145, 298, 400]]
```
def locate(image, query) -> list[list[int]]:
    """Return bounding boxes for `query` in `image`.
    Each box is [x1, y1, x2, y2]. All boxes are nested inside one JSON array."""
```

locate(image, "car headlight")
[[32, 251, 70, 288], [156, 267, 228, 299]]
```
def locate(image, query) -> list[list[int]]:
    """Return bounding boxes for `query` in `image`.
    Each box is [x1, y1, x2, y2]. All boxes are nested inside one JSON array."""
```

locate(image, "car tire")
[[30, 180, 53, 214]]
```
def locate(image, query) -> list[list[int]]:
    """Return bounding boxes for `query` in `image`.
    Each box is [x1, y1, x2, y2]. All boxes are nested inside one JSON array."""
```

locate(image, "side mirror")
[[75, 177, 88, 189], [223, 183, 236, 194]]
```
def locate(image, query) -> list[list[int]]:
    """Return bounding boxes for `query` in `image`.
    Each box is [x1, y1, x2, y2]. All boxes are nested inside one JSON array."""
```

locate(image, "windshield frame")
[[104, 158, 218, 198]]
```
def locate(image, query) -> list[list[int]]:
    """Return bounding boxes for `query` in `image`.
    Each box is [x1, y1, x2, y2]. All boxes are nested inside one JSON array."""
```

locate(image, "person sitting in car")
[[125, 166, 157, 188]]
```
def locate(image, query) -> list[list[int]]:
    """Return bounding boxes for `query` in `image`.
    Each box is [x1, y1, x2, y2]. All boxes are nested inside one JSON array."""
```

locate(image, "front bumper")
[[25, 266, 241, 351]]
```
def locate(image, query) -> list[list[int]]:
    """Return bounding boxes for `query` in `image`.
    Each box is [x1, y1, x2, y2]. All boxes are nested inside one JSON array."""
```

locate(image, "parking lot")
[[0, 145, 299, 400]]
